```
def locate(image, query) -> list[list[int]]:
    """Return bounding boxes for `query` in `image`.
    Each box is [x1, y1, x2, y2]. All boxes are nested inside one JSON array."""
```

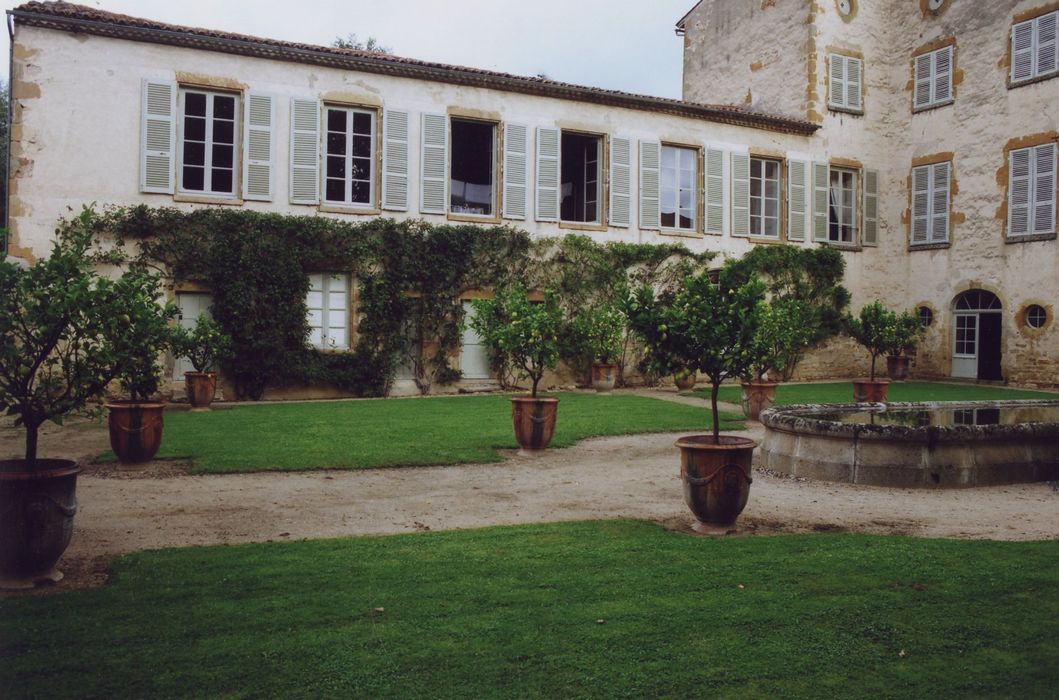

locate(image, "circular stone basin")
[[759, 400, 1059, 488]]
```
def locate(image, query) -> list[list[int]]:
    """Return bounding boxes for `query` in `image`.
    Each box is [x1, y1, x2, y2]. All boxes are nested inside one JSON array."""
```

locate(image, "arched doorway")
[[951, 290, 1002, 380]]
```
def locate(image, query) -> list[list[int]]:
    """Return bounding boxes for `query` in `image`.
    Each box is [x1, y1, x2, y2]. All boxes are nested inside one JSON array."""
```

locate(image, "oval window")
[[918, 306, 934, 327], [1025, 304, 1047, 329]]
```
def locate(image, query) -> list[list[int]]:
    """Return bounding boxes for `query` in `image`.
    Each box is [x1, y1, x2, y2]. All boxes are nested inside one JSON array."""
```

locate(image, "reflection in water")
[[816, 406, 1059, 427]]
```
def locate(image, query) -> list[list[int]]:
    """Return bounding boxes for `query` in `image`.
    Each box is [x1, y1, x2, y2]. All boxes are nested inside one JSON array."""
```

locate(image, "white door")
[[460, 300, 491, 380], [952, 312, 977, 379], [175, 293, 213, 376]]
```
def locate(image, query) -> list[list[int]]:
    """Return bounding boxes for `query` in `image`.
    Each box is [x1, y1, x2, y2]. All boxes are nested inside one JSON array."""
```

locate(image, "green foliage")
[[887, 309, 926, 356], [563, 301, 625, 367], [471, 286, 564, 397], [746, 298, 815, 381], [331, 33, 392, 53], [846, 301, 922, 381], [0, 208, 175, 465], [170, 315, 234, 373]]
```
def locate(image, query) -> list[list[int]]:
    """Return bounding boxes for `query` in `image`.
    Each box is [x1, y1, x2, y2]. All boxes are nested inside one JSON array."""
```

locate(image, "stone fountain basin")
[[759, 400, 1059, 488]]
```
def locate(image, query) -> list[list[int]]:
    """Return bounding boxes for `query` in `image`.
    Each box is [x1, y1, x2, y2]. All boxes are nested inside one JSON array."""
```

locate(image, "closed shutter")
[[704, 148, 725, 235], [846, 57, 863, 111], [730, 152, 750, 237], [828, 54, 846, 109], [934, 46, 953, 104], [535, 127, 559, 221], [140, 79, 176, 194], [1012, 20, 1035, 83], [1033, 143, 1056, 235], [911, 165, 930, 244], [608, 136, 631, 227], [862, 168, 879, 246], [931, 162, 950, 243], [639, 140, 660, 229], [420, 113, 448, 214], [913, 53, 933, 110], [382, 109, 409, 211], [1038, 12, 1058, 78], [1008, 148, 1032, 236], [289, 98, 320, 205], [812, 162, 830, 242], [501, 123, 529, 220], [787, 159, 808, 241], [242, 93, 274, 201]]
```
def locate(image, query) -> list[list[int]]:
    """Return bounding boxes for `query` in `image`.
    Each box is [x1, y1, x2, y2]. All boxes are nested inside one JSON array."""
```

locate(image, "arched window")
[[953, 289, 1001, 311]]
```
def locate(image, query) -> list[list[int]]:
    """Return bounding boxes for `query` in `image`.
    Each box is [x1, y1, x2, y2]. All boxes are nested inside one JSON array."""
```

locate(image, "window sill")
[[748, 235, 784, 246], [174, 193, 244, 206], [1005, 232, 1057, 244], [827, 105, 864, 116], [1008, 71, 1057, 90], [319, 204, 380, 216], [909, 241, 951, 251], [310, 347, 352, 354], [819, 241, 863, 251], [659, 227, 702, 239], [558, 220, 608, 232], [912, 98, 954, 114], [448, 213, 501, 224]]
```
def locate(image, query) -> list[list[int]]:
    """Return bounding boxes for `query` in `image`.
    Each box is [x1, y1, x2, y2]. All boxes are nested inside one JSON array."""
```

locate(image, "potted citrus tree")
[[741, 298, 814, 420], [625, 267, 766, 530], [171, 314, 233, 410], [0, 217, 173, 588], [845, 300, 903, 402], [471, 285, 564, 454], [885, 310, 925, 381], [568, 303, 624, 392]]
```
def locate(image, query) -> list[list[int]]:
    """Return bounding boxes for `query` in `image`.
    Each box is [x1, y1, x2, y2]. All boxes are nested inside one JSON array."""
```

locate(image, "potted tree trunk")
[[846, 301, 902, 402], [625, 266, 767, 531], [741, 298, 814, 420], [471, 286, 565, 455], [885, 312, 925, 381], [0, 213, 173, 588], [171, 315, 233, 410]]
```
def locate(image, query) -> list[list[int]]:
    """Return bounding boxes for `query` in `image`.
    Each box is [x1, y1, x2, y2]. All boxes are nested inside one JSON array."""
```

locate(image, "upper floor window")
[[661, 145, 697, 231], [561, 132, 601, 224], [913, 45, 953, 111], [1008, 143, 1056, 238], [179, 89, 238, 196], [911, 161, 951, 245], [450, 118, 496, 217], [1011, 10, 1058, 85], [324, 106, 376, 208], [828, 168, 857, 243], [750, 157, 781, 238], [827, 53, 863, 113]]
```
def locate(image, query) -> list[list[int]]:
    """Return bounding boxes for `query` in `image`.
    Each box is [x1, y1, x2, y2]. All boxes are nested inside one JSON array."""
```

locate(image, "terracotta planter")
[[106, 401, 166, 465], [591, 363, 617, 392], [852, 378, 890, 403], [185, 371, 218, 409], [886, 355, 911, 381], [675, 435, 756, 531], [674, 371, 697, 391], [510, 396, 560, 455], [0, 459, 80, 589], [741, 381, 779, 421]]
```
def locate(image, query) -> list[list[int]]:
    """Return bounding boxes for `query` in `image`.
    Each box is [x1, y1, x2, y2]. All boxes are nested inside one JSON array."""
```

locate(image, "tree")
[[332, 34, 392, 54]]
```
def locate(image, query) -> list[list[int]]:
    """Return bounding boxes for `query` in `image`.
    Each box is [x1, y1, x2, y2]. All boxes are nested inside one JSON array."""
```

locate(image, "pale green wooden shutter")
[[242, 93, 274, 201], [911, 165, 930, 245], [862, 168, 878, 246], [828, 54, 845, 110], [420, 113, 448, 214], [1033, 143, 1056, 235], [1037, 13, 1057, 79], [787, 159, 808, 241], [705, 148, 725, 235], [608, 136, 631, 227], [535, 127, 559, 221], [140, 79, 176, 194], [289, 98, 320, 205], [1008, 148, 1032, 236], [730, 152, 750, 237], [638, 140, 660, 229], [382, 109, 409, 211], [502, 123, 528, 220], [933, 46, 953, 104], [846, 57, 863, 111], [812, 162, 830, 242], [930, 162, 950, 243], [913, 52, 932, 110], [1012, 19, 1035, 83]]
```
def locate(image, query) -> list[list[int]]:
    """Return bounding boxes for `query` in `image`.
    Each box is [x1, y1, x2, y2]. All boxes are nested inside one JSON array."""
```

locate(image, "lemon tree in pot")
[[741, 299, 814, 420], [884, 310, 925, 382], [471, 285, 564, 455], [845, 301, 918, 402], [171, 315, 233, 410], [625, 267, 766, 531], [566, 303, 624, 392], [0, 218, 172, 587]]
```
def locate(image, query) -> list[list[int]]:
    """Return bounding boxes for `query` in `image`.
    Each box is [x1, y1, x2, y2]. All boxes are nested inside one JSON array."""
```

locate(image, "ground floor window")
[[307, 273, 350, 350], [828, 168, 857, 243], [561, 132, 601, 223]]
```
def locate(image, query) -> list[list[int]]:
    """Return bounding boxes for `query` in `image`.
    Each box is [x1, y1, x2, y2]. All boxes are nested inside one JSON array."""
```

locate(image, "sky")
[[3, 0, 695, 98]]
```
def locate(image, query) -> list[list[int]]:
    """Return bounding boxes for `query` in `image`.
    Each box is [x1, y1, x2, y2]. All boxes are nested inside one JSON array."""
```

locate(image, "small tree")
[[746, 298, 815, 382], [470, 285, 564, 398], [886, 310, 925, 357], [171, 315, 234, 373], [564, 302, 625, 370], [845, 301, 904, 381], [625, 269, 766, 443]]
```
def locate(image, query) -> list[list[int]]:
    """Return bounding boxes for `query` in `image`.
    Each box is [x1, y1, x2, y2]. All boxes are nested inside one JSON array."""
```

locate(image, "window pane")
[[327, 109, 346, 132], [212, 144, 234, 169], [661, 147, 676, 169], [213, 120, 234, 145], [351, 157, 371, 181], [351, 180, 370, 204], [327, 156, 346, 179], [210, 168, 232, 194], [183, 166, 204, 191], [213, 96, 235, 119], [680, 168, 693, 189], [353, 111, 373, 135], [352, 134, 372, 159], [325, 179, 345, 202], [765, 218, 778, 238], [765, 160, 779, 179], [326, 132, 346, 156], [183, 142, 205, 166], [661, 211, 675, 228], [184, 93, 206, 116], [184, 116, 206, 142], [679, 212, 694, 229]]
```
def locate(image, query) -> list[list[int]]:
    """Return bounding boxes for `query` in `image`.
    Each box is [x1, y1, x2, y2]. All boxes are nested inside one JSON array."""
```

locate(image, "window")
[[1008, 143, 1056, 237], [911, 161, 951, 245], [324, 106, 375, 207], [918, 306, 934, 327], [179, 89, 238, 196], [828, 53, 863, 113], [561, 132, 601, 223], [913, 45, 953, 111], [750, 157, 781, 237], [306, 273, 349, 350], [450, 118, 496, 216], [828, 168, 857, 243], [1011, 10, 1058, 85], [1024, 304, 1048, 329], [661, 145, 697, 231]]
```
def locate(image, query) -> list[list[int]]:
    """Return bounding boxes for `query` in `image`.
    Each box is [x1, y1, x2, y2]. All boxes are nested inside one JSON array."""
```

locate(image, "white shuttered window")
[[1011, 11, 1059, 85], [828, 53, 863, 112], [306, 273, 350, 350], [913, 45, 953, 111], [1008, 143, 1057, 237], [911, 162, 950, 245]]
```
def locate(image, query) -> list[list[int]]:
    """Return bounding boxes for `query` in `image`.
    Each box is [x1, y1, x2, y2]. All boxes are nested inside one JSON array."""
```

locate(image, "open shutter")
[[930, 162, 950, 243], [608, 136, 631, 227], [846, 57, 863, 111], [913, 53, 932, 110], [730, 152, 750, 237], [242, 93, 274, 201], [1012, 20, 1035, 83], [1033, 143, 1057, 235], [382, 109, 409, 211], [140, 79, 176, 194], [1038, 12, 1058, 78], [787, 159, 808, 241], [812, 162, 830, 242], [289, 98, 320, 205], [911, 165, 930, 244], [862, 168, 879, 246], [704, 148, 725, 235], [934, 46, 953, 104], [420, 113, 448, 214], [535, 127, 559, 221], [638, 140, 660, 229], [828, 54, 846, 109], [502, 123, 529, 220], [1008, 148, 1032, 236]]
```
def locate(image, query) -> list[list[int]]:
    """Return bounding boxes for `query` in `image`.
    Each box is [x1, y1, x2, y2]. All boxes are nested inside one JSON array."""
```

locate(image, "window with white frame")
[[306, 273, 350, 350], [1011, 10, 1058, 85], [913, 45, 953, 111], [561, 132, 602, 223], [324, 106, 375, 207], [828, 53, 863, 113], [828, 168, 857, 243], [450, 118, 496, 216], [1008, 143, 1057, 237], [750, 157, 781, 238], [179, 89, 238, 196], [911, 161, 951, 245], [661, 145, 697, 231]]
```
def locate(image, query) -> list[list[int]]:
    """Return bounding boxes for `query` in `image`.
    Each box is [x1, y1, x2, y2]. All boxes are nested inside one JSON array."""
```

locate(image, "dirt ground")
[[3, 391, 1058, 593]]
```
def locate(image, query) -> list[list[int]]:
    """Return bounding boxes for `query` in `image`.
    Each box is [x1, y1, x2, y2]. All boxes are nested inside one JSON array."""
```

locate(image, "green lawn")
[[697, 381, 1057, 406], [3, 520, 1057, 698], [141, 393, 741, 474]]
